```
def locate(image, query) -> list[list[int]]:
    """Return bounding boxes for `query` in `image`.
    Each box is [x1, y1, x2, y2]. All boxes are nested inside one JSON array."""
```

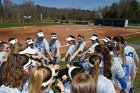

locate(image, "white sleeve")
[[88, 45, 94, 52]]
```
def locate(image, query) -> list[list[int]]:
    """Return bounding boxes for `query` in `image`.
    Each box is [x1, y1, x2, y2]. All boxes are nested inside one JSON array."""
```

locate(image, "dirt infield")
[[0, 25, 140, 53]]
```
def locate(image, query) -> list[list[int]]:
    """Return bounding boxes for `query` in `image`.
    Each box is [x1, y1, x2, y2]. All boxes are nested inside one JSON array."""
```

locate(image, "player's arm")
[[134, 53, 139, 65], [78, 50, 88, 57], [46, 49, 54, 60], [61, 52, 69, 62], [71, 49, 80, 60], [55, 41, 61, 57], [44, 39, 54, 60]]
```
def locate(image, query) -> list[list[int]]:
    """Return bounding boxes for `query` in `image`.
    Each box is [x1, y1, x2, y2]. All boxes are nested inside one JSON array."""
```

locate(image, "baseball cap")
[[66, 35, 75, 41], [26, 39, 34, 44], [90, 36, 98, 40], [37, 32, 44, 37]]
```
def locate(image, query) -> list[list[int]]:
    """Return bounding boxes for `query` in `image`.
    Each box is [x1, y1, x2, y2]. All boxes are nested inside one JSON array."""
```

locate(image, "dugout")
[[93, 18, 128, 27]]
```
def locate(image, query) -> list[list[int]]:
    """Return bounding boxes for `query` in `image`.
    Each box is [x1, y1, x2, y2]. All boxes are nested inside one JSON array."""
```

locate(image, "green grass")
[[0, 22, 59, 28], [128, 23, 140, 26], [126, 35, 140, 93], [133, 49, 140, 93], [126, 35, 140, 45]]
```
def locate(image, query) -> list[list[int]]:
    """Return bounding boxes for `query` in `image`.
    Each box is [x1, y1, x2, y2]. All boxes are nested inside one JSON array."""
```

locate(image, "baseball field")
[[0, 24, 140, 53], [0, 24, 140, 93]]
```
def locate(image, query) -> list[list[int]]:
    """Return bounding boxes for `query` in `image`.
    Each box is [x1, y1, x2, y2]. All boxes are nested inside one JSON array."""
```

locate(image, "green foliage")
[[130, 0, 140, 18], [102, 0, 140, 19]]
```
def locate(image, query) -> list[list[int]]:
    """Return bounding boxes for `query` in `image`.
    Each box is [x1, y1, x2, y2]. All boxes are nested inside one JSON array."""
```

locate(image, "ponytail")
[[120, 44, 126, 64], [28, 67, 44, 93], [28, 66, 52, 93], [95, 45, 112, 79], [89, 55, 101, 92]]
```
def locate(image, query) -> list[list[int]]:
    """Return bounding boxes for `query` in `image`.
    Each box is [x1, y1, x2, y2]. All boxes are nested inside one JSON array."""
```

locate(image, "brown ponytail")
[[89, 55, 101, 92], [120, 44, 126, 64], [95, 45, 112, 79]]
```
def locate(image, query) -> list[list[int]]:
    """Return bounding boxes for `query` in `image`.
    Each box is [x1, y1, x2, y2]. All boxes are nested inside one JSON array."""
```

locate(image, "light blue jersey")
[[66, 44, 76, 63], [34, 38, 49, 56], [49, 40, 61, 56], [77, 41, 86, 62], [49, 40, 61, 64], [0, 85, 27, 93]]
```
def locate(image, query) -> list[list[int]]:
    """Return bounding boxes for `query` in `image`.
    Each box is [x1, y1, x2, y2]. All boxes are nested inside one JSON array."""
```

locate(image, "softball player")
[[113, 36, 139, 65], [34, 30, 53, 65], [70, 33, 86, 63], [125, 45, 139, 65], [88, 55, 116, 93], [61, 35, 76, 65], [112, 42, 137, 92], [94, 45, 128, 93], [78, 34, 99, 74], [49, 33, 61, 64]]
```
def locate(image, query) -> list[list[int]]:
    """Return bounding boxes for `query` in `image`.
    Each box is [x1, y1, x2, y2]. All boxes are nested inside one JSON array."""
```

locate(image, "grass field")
[[0, 23, 140, 93], [126, 35, 140, 93], [129, 23, 140, 26]]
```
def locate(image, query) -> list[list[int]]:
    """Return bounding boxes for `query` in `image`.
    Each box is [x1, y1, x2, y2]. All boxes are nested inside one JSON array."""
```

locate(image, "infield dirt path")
[[0, 25, 140, 53]]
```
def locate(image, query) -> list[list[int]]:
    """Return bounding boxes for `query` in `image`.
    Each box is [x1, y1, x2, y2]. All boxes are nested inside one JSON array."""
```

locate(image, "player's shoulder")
[[55, 40, 60, 43], [125, 45, 135, 50]]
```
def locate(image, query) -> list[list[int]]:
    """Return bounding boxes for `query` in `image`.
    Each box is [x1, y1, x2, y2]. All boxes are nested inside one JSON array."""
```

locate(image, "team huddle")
[[0, 29, 139, 93]]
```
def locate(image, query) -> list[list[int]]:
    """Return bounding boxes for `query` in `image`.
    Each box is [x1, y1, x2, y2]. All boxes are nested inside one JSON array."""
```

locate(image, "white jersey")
[[97, 75, 116, 93], [125, 45, 138, 58], [112, 56, 137, 90], [0, 52, 7, 67], [88, 42, 99, 53], [112, 56, 123, 65]]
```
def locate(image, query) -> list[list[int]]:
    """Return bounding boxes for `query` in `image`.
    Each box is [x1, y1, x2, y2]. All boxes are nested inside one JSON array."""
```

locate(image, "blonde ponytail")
[[28, 67, 44, 93]]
